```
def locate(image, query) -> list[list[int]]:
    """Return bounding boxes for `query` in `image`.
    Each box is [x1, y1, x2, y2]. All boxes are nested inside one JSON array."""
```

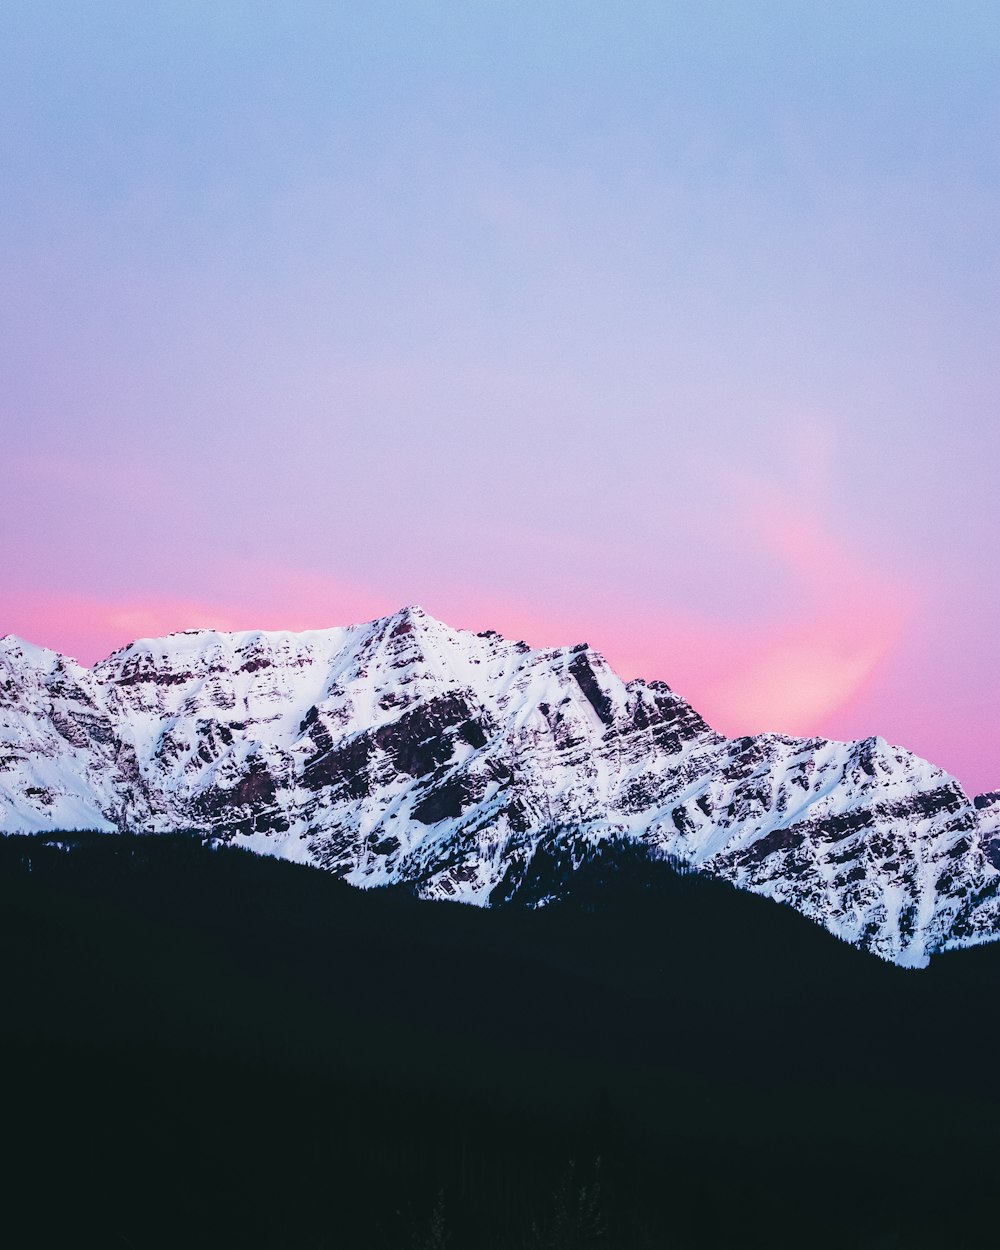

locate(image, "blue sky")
[[2, 2, 999, 789]]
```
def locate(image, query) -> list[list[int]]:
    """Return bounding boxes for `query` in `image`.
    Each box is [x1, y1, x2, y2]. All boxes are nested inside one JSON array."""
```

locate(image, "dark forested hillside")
[[3, 831, 999, 1248]]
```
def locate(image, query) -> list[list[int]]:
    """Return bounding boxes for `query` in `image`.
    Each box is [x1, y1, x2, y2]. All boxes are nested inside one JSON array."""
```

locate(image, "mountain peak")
[[0, 610, 997, 967], [0, 633, 67, 669], [385, 603, 448, 633]]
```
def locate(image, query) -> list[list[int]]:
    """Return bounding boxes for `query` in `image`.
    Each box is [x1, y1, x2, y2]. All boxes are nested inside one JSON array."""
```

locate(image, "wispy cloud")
[[672, 424, 916, 734]]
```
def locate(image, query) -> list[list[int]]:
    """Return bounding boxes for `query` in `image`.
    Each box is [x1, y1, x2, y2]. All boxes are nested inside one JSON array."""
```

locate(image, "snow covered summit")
[[2, 606, 999, 966]]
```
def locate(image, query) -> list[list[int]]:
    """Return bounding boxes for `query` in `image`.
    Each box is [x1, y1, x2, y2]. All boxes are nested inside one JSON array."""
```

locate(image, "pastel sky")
[[2, 3, 999, 793]]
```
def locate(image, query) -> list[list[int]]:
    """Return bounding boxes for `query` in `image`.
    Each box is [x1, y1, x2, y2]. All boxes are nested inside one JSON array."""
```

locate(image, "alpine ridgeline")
[[2, 606, 998, 966]]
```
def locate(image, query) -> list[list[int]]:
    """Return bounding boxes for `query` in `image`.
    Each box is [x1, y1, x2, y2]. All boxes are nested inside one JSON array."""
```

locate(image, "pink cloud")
[[638, 431, 911, 730], [444, 447, 916, 747], [700, 623, 898, 736], [686, 469, 915, 735], [1, 567, 396, 665], [444, 582, 907, 743]]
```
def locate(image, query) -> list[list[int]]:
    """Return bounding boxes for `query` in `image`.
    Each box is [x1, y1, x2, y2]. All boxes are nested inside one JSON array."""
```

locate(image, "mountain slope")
[[2, 605, 998, 965]]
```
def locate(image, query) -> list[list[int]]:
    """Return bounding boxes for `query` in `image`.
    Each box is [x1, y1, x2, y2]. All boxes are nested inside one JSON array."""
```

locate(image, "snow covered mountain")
[[2, 605, 998, 967]]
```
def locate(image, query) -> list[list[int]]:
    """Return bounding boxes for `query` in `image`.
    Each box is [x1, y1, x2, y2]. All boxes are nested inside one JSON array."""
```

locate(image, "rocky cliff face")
[[2, 606, 998, 966]]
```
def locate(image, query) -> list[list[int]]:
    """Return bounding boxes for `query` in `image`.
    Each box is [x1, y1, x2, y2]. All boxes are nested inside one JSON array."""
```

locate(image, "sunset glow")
[[2, 4, 998, 792]]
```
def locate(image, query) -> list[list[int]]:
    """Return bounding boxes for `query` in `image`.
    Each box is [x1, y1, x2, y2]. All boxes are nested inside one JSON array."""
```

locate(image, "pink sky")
[[5, 447, 996, 797], [2, 5, 998, 794]]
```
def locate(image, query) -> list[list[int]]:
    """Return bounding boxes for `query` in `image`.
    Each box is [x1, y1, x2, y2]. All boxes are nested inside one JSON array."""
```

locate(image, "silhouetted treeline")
[[3, 830, 1000, 1247]]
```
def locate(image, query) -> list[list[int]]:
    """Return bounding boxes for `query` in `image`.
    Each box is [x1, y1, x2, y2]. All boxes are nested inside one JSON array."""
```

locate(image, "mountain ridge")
[[2, 604, 998, 966]]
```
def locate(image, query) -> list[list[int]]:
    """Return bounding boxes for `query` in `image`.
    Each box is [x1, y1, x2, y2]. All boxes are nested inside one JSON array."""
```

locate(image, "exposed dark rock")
[[412, 772, 485, 824], [303, 736, 372, 799], [505, 799, 530, 833], [739, 824, 806, 862], [568, 653, 614, 727], [458, 718, 488, 749], [884, 786, 966, 822], [373, 693, 474, 777], [368, 833, 401, 856], [114, 662, 191, 688], [812, 810, 876, 843], [240, 657, 272, 674]]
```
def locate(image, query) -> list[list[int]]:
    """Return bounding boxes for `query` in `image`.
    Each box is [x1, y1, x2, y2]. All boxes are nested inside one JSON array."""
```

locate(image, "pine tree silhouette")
[[412, 1187, 449, 1250], [530, 1157, 606, 1249]]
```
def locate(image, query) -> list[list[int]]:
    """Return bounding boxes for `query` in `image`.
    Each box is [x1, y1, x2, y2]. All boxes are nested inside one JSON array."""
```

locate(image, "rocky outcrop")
[[1, 606, 997, 966]]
